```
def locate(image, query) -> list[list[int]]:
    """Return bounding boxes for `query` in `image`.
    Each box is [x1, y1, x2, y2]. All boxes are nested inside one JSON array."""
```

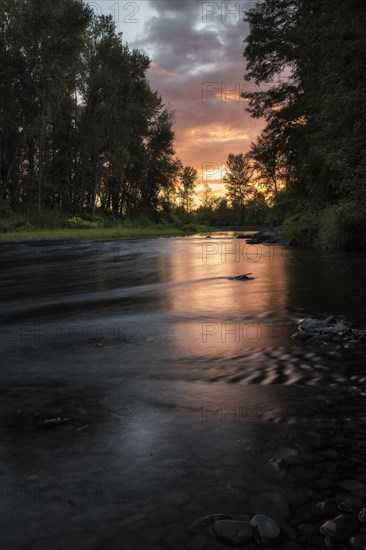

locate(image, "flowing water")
[[1, 234, 366, 549]]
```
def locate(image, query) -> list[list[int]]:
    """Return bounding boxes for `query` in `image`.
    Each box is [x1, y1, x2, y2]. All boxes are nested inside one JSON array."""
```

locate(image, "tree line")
[[241, 0, 366, 247], [0, 0, 197, 221]]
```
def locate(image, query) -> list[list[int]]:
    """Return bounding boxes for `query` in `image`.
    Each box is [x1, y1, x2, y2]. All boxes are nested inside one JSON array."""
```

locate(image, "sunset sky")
[[88, 1, 265, 197]]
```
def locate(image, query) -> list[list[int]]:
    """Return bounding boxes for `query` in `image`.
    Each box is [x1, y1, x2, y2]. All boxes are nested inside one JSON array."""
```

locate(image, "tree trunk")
[[38, 129, 45, 212]]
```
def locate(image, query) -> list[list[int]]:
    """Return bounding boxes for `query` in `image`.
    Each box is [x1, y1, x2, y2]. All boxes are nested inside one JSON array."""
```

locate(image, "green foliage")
[[27, 209, 67, 229], [0, 1, 178, 219], [243, 0, 366, 248], [0, 214, 33, 233], [65, 216, 99, 229], [177, 166, 197, 213], [318, 204, 366, 250], [224, 153, 252, 219]]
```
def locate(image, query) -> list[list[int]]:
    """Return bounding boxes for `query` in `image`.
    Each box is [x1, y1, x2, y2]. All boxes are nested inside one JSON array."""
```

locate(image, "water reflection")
[[164, 239, 293, 357]]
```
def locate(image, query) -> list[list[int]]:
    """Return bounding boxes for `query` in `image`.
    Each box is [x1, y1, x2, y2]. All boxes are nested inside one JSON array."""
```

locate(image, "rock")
[[250, 514, 281, 546], [300, 319, 324, 332], [324, 316, 337, 324], [350, 533, 366, 549], [358, 507, 366, 522], [204, 235, 212, 239], [319, 514, 359, 540], [340, 497, 364, 509], [307, 334, 334, 343], [250, 491, 291, 521], [323, 322, 350, 335], [211, 520, 253, 546], [316, 501, 339, 515], [189, 513, 232, 530], [291, 331, 315, 341], [261, 230, 276, 239], [279, 237, 299, 246], [337, 480, 366, 492], [268, 456, 287, 472], [246, 239, 262, 245], [228, 273, 253, 281], [338, 502, 354, 513]]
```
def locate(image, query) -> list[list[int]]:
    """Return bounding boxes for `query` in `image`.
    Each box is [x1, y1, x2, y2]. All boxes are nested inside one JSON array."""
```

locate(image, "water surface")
[[1, 234, 366, 548]]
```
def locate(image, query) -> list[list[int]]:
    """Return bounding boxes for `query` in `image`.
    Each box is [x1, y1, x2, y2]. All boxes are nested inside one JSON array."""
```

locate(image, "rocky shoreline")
[[190, 404, 366, 549], [291, 317, 366, 348], [242, 230, 299, 247]]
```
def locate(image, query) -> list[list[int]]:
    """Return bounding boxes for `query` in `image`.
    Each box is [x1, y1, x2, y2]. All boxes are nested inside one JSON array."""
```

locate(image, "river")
[[1, 234, 366, 549]]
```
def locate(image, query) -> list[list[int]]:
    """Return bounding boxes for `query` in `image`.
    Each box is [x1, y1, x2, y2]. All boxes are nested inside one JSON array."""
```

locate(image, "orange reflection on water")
[[159, 238, 292, 357]]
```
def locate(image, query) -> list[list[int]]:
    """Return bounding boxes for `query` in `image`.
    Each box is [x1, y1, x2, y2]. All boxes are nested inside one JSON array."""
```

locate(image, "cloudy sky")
[[88, 1, 264, 194]]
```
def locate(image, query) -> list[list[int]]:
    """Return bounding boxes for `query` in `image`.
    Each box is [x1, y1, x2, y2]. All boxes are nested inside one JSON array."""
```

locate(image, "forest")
[[0, 0, 185, 224], [241, 0, 366, 248], [1, 0, 366, 248]]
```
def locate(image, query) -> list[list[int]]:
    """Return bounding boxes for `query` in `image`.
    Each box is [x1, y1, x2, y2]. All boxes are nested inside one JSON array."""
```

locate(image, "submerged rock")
[[268, 456, 287, 472], [250, 514, 281, 546], [228, 273, 254, 281], [358, 507, 366, 522], [211, 520, 253, 546], [319, 514, 359, 541], [189, 513, 232, 530], [250, 491, 291, 521]]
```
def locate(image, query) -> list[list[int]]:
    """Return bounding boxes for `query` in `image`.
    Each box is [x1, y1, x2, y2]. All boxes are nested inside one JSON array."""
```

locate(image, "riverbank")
[[0, 223, 214, 242]]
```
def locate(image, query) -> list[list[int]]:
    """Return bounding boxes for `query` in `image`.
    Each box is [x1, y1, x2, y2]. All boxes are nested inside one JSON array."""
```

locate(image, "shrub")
[[319, 203, 366, 250], [65, 216, 98, 229]]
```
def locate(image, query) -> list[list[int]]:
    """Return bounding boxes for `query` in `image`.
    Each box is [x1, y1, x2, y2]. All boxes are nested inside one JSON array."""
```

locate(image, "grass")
[[0, 223, 213, 242]]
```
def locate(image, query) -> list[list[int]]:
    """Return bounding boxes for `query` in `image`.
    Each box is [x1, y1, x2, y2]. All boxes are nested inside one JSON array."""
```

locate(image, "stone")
[[316, 501, 338, 515], [228, 273, 253, 281], [211, 520, 253, 546], [324, 316, 337, 324], [338, 502, 354, 513], [300, 319, 324, 332], [323, 322, 350, 335], [268, 456, 287, 472], [189, 514, 232, 529], [307, 334, 334, 343], [279, 238, 298, 246], [291, 331, 314, 341], [250, 514, 281, 546], [250, 491, 291, 521], [319, 514, 359, 540]]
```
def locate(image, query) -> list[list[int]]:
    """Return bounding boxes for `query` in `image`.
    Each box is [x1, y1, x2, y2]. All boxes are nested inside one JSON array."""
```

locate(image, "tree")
[[0, 1, 179, 220], [248, 124, 288, 201], [224, 153, 252, 221], [178, 166, 197, 213], [200, 183, 218, 210], [243, 0, 366, 212]]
